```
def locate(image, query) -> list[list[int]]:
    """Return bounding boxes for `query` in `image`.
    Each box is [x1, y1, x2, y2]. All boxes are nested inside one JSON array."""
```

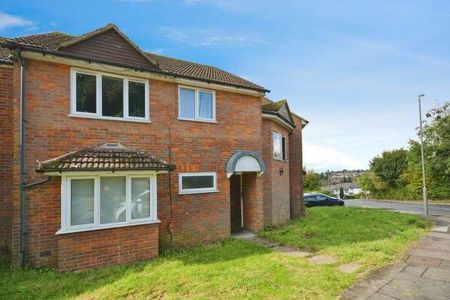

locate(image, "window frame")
[[70, 68, 150, 123], [58, 172, 158, 234], [179, 172, 218, 194], [178, 85, 216, 123], [273, 131, 288, 161]]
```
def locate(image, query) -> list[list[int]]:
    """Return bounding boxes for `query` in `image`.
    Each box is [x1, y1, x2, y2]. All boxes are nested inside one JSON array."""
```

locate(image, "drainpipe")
[[17, 50, 26, 268]]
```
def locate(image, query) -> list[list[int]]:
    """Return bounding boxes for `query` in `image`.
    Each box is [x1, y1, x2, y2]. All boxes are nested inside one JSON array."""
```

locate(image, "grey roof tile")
[[1, 25, 267, 92], [37, 143, 174, 173]]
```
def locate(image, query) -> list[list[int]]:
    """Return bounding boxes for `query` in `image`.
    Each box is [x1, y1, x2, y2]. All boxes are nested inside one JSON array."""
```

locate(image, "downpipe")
[[17, 50, 26, 268]]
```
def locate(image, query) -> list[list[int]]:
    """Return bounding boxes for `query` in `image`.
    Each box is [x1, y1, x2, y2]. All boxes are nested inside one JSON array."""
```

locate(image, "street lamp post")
[[418, 94, 428, 215]]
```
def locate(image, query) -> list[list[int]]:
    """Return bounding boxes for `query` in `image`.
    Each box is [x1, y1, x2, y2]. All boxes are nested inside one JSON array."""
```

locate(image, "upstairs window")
[[273, 132, 287, 160], [178, 86, 215, 122], [71, 69, 149, 121]]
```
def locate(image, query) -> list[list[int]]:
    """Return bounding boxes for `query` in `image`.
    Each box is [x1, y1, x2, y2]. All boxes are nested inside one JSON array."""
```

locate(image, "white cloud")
[[0, 12, 33, 30], [160, 27, 265, 47], [303, 143, 366, 172]]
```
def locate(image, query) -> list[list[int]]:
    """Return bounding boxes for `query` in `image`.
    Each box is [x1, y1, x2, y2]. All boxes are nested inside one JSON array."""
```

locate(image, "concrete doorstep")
[[341, 216, 450, 300]]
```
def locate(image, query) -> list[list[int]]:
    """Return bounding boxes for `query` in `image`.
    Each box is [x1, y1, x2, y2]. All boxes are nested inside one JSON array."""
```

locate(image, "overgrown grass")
[[260, 207, 430, 269], [0, 207, 430, 299]]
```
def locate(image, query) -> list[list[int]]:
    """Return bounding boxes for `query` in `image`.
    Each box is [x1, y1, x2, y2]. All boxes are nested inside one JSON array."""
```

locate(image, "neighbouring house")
[[0, 24, 308, 271], [322, 183, 363, 198]]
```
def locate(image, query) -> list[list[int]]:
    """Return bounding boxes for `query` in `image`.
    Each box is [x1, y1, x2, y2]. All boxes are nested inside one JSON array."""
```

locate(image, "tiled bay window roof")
[[37, 143, 174, 173]]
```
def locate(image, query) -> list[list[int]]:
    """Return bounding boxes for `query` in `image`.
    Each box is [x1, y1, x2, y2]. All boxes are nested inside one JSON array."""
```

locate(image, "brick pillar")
[[242, 173, 264, 232], [289, 115, 306, 218]]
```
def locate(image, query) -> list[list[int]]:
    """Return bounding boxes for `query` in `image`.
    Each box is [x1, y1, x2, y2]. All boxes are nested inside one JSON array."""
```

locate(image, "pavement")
[[344, 199, 450, 217], [341, 201, 450, 300]]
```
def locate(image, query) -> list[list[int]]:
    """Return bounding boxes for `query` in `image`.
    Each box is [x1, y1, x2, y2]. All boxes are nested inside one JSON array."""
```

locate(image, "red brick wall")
[[242, 173, 264, 232], [58, 224, 159, 272], [262, 120, 272, 225], [262, 119, 291, 226], [289, 115, 305, 218], [10, 59, 263, 269], [271, 123, 291, 224], [0, 65, 14, 254]]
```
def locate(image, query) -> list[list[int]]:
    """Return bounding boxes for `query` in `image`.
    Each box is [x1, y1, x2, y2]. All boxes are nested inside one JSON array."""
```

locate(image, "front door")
[[230, 174, 242, 232]]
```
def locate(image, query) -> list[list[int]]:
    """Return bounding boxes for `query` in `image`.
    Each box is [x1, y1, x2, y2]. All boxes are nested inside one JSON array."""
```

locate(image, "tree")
[[339, 187, 345, 199], [303, 171, 322, 191], [370, 149, 408, 188], [357, 171, 388, 197], [405, 101, 450, 199]]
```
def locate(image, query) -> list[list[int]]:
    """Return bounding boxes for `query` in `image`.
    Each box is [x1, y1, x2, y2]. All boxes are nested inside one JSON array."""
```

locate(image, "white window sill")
[[273, 158, 288, 162], [177, 118, 218, 124], [68, 114, 151, 123], [55, 219, 160, 235], [179, 189, 219, 195]]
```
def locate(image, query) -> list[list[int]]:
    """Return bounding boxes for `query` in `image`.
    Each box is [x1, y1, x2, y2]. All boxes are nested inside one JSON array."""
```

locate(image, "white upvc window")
[[70, 68, 150, 122], [58, 173, 158, 234], [178, 86, 216, 122], [179, 172, 218, 194], [273, 131, 287, 161]]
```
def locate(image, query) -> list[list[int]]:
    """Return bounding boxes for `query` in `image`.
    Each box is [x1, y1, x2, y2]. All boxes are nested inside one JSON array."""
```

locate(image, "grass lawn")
[[0, 207, 430, 300]]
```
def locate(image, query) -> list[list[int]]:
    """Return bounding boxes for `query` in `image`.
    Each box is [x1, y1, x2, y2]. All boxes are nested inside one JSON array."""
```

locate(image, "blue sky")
[[2, 0, 450, 171]]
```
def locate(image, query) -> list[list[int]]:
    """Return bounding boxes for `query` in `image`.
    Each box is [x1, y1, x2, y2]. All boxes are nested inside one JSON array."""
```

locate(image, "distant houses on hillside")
[[321, 170, 365, 185], [322, 183, 364, 198]]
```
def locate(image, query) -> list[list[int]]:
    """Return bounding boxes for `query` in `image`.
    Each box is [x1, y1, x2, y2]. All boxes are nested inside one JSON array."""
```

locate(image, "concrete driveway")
[[344, 199, 450, 217]]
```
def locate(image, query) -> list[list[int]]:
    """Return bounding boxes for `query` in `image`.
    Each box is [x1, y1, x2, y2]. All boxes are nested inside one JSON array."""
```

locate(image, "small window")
[[179, 86, 215, 122], [179, 88, 196, 119], [179, 172, 217, 194], [102, 76, 124, 118], [70, 178, 95, 226], [100, 176, 126, 224], [273, 132, 287, 160], [199, 91, 214, 119], [71, 69, 149, 122], [128, 81, 146, 118], [317, 195, 328, 201], [131, 177, 151, 219], [75, 73, 97, 114]]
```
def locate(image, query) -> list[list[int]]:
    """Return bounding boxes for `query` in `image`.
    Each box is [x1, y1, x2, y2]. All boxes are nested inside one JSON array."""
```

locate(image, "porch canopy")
[[226, 150, 265, 178], [36, 143, 175, 174]]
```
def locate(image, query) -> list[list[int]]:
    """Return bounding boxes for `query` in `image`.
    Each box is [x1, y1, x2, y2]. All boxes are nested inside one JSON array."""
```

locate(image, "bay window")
[[71, 69, 149, 121], [59, 173, 157, 234], [178, 86, 215, 122]]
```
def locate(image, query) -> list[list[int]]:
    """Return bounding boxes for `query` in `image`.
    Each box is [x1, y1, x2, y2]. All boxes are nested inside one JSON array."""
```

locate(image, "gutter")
[[16, 50, 26, 267]]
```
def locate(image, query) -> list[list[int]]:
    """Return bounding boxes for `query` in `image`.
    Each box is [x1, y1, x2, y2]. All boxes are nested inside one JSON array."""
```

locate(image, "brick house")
[[0, 24, 307, 271]]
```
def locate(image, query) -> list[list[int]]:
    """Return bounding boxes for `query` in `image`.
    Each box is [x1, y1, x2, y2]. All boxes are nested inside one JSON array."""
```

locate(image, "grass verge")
[[0, 207, 430, 299]]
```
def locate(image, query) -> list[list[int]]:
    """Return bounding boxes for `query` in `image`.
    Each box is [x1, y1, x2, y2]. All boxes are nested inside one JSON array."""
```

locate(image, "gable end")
[[60, 27, 159, 71]]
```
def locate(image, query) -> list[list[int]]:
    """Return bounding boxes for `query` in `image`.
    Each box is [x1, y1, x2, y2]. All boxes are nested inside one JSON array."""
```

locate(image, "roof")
[[36, 143, 174, 173], [321, 183, 361, 192], [0, 24, 267, 92], [262, 99, 296, 128]]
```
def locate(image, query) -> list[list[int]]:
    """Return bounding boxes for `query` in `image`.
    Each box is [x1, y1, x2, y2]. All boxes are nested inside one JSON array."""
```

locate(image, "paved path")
[[341, 215, 450, 300], [232, 231, 361, 273], [345, 199, 450, 217]]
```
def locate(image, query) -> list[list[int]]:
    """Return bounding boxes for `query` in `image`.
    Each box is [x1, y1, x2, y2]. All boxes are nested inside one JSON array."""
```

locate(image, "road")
[[344, 199, 450, 217]]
